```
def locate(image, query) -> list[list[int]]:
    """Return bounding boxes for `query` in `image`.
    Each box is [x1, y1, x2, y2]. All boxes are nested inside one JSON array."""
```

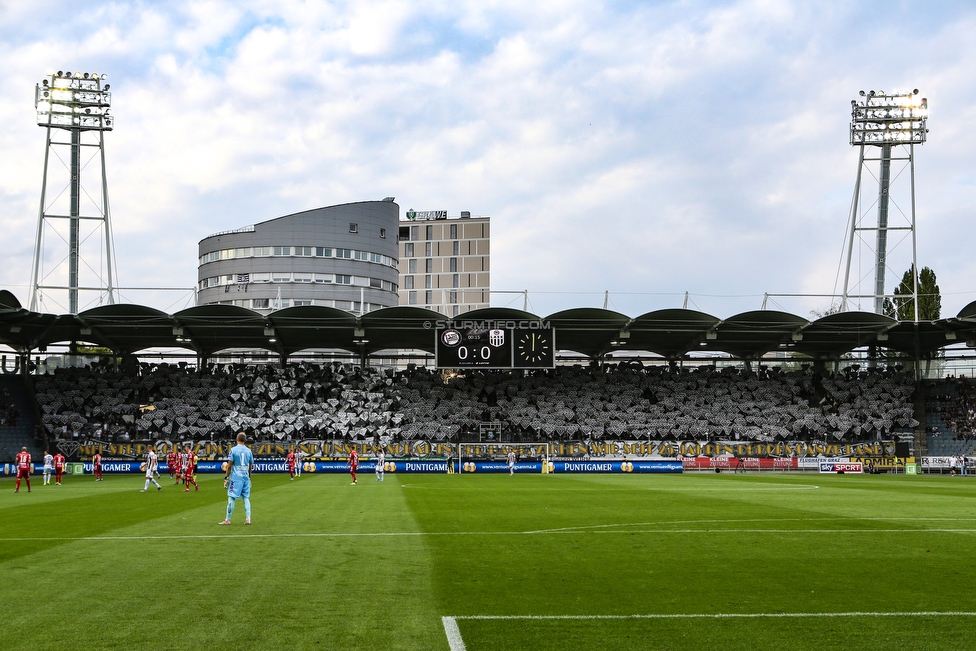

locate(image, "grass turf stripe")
[[3, 527, 976, 541], [450, 611, 976, 620]]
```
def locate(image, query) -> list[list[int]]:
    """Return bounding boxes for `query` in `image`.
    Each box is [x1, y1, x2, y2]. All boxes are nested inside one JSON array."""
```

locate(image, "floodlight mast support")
[[30, 70, 118, 314], [840, 89, 926, 320]]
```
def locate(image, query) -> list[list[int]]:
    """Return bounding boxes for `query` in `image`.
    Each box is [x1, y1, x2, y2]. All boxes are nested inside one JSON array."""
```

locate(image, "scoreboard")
[[435, 325, 555, 369]]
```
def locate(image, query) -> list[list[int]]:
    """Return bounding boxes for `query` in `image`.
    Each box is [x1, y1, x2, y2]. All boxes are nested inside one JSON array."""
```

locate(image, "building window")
[[450, 223, 457, 239], [410, 225, 419, 241], [449, 291, 457, 304], [293, 272, 313, 283], [316, 247, 332, 257], [313, 273, 332, 283], [425, 290, 433, 305], [453, 240, 460, 256], [380, 228, 386, 239], [404, 276, 414, 289], [254, 247, 272, 257], [295, 246, 313, 256], [369, 278, 382, 288], [252, 272, 271, 283], [425, 259, 433, 273], [293, 299, 312, 306], [425, 275, 432, 289], [452, 305, 460, 317], [335, 274, 352, 284], [252, 298, 270, 309], [349, 223, 358, 233], [336, 248, 352, 258], [272, 246, 291, 256], [425, 242, 432, 257], [425, 225, 433, 240], [399, 226, 410, 241], [408, 259, 417, 274], [453, 274, 460, 288], [449, 257, 457, 272], [408, 291, 417, 305], [404, 243, 414, 257], [272, 272, 291, 282]]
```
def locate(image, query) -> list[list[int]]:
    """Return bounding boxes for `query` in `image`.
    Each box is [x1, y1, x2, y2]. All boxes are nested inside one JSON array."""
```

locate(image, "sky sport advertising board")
[[819, 462, 863, 473]]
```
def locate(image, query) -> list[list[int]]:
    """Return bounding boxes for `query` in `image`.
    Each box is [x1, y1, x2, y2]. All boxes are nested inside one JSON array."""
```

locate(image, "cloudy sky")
[[1, 0, 974, 319]]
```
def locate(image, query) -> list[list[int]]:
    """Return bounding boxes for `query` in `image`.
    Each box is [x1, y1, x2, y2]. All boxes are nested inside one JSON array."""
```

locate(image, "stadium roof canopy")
[[1, 291, 975, 361]]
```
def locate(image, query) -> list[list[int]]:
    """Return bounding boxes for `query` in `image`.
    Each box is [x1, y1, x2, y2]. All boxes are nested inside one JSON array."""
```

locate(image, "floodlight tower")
[[30, 70, 118, 314], [840, 89, 927, 318]]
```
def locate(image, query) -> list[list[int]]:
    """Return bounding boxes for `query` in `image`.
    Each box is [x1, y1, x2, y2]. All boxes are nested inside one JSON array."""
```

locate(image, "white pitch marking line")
[[442, 616, 467, 651], [449, 611, 976, 621], [4, 528, 976, 542]]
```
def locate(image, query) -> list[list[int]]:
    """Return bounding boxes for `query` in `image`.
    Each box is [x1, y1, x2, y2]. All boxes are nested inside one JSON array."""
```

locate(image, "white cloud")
[[0, 0, 974, 320]]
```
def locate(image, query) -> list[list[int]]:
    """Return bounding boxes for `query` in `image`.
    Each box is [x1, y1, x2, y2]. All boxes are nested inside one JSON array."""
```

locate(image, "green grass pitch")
[[2, 471, 975, 650]]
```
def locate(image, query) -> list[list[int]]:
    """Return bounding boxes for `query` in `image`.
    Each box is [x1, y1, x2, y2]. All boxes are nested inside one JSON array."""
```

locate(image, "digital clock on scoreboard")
[[435, 327, 512, 368]]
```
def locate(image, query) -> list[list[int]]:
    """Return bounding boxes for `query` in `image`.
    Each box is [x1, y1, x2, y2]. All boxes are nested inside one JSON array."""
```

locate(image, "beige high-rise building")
[[397, 211, 489, 316]]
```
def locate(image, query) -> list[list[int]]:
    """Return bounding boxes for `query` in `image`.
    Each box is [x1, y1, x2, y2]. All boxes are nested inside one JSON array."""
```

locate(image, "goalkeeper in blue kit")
[[220, 432, 254, 525]]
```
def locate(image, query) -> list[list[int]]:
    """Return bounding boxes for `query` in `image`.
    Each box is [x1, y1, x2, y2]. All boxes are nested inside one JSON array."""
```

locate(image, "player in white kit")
[[43, 451, 54, 485], [141, 445, 163, 492], [375, 450, 385, 482]]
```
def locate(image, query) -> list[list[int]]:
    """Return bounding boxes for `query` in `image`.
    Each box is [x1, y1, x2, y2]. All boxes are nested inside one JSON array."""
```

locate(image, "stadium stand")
[[34, 361, 917, 447], [0, 375, 41, 461], [924, 377, 976, 456]]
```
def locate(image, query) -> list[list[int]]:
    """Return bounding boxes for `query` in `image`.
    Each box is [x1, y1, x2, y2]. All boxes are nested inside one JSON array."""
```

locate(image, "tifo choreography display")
[[35, 360, 917, 449]]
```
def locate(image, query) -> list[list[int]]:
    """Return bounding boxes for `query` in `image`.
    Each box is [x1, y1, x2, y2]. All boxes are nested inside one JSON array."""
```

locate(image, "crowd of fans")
[[33, 360, 917, 445], [928, 376, 976, 440], [0, 386, 19, 427]]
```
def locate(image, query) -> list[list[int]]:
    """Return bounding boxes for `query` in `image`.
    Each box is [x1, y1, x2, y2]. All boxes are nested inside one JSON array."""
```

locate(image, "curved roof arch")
[[0, 290, 23, 312], [78, 304, 178, 352], [958, 300, 976, 320], [267, 305, 358, 355], [627, 308, 721, 358], [173, 305, 272, 355], [792, 311, 896, 359], [545, 308, 630, 357], [703, 310, 809, 359], [360, 306, 442, 355]]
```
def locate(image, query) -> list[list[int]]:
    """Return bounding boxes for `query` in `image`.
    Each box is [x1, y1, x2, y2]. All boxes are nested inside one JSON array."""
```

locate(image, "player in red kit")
[[286, 448, 297, 481], [15, 447, 31, 493], [172, 450, 184, 485], [167, 449, 178, 480], [53, 452, 65, 485], [347, 449, 359, 485], [182, 445, 198, 492], [93, 452, 103, 481]]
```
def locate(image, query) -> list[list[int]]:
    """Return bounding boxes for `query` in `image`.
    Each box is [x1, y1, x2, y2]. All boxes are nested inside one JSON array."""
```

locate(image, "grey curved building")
[[197, 200, 400, 314]]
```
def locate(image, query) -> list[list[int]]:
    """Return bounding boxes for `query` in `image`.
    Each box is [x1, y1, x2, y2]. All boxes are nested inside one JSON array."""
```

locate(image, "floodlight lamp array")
[[850, 89, 926, 146], [35, 71, 113, 131]]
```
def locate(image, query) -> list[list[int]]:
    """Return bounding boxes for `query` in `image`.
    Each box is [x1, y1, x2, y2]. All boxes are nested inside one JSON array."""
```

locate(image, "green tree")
[[892, 265, 941, 321]]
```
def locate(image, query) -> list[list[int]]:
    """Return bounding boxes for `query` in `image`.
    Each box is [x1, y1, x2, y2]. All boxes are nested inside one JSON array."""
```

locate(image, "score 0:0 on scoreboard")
[[435, 323, 555, 369]]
